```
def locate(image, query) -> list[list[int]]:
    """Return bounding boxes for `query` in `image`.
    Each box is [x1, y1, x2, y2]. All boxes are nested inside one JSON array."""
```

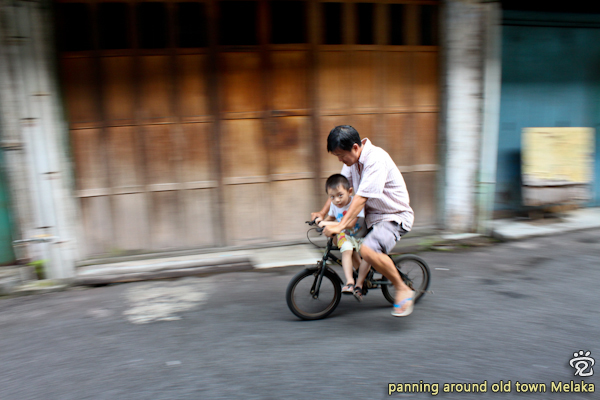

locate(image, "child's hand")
[[315, 216, 323, 225], [317, 220, 326, 228]]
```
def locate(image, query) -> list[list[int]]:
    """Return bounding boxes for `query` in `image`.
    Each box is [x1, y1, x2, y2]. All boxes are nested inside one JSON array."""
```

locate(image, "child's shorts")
[[336, 232, 363, 253]]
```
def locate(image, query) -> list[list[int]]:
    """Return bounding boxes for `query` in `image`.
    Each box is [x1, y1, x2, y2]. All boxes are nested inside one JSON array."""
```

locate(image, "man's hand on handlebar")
[[323, 224, 342, 238]]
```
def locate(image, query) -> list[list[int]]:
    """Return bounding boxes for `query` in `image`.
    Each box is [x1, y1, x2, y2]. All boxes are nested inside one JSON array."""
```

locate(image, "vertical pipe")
[[476, 2, 502, 234]]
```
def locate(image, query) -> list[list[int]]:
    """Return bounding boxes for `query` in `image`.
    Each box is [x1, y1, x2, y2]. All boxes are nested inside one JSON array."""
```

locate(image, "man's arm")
[[317, 216, 337, 227], [310, 198, 332, 222], [323, 195, 367, 237]]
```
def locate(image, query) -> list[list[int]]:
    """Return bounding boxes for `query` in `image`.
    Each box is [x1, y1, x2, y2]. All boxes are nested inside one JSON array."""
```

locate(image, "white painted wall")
[[441, 0, 486, 232], [0, 0, 80, 278]]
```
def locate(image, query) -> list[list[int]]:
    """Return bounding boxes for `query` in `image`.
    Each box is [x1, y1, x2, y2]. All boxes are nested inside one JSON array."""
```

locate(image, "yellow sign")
[[522, 127, 595, 186]]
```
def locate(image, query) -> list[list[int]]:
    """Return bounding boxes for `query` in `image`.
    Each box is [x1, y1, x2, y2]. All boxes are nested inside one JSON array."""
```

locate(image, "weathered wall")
[[441, 0, 486, 232], [496, 10, 600, 212], [0, 0, 79, 278]]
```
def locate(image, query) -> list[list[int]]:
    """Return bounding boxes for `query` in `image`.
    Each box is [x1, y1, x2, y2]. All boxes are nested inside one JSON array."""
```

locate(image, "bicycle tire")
[[286, 265, 342, 320], [381, 254, 430, 305]]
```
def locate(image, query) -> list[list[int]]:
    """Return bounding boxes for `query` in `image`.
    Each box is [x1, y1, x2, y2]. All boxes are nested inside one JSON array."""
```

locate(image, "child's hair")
[[325, 174, 351, 193]]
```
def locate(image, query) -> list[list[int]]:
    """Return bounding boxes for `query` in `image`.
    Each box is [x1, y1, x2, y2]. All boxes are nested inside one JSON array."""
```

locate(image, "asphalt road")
[[1, 229, 599, 400]]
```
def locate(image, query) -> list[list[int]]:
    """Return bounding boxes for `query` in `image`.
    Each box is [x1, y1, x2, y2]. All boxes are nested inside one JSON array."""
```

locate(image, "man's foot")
[[353, 286, 364, 302], [341, 283, 354, 294], [392, 290, 415, 317]]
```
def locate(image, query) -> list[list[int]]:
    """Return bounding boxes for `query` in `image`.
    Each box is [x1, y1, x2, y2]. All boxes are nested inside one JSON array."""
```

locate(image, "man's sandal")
[[353, 286, 364, 302], [341, 283, 354, 294], [392, 291, 415, 317]]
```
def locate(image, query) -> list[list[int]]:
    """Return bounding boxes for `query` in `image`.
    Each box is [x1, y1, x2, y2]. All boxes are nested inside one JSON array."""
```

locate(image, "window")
[[271, 1, 307, 44], [389, 4, 405, 45], [98, 3, 130, 50], [220, 1, 258, 45], [177, 2, 208, 48], [323, 2, 342, 44], [420, 5, 438, 46], [56, 3, 93, 51], [138, 2, 168, 49], [356, 3, 374, 44]]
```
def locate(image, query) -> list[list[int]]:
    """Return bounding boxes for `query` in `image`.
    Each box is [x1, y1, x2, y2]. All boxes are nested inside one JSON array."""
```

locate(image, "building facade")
[[8, 0, 591, 279]]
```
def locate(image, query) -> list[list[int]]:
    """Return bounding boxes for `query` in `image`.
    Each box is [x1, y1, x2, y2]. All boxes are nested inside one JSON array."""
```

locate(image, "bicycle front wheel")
[[381, 254, 430, 304], [286, 266, 341, 320]]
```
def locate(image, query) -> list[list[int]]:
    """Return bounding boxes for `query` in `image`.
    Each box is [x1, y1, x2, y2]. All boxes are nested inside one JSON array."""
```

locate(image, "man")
[[311, 125, 415, 316]]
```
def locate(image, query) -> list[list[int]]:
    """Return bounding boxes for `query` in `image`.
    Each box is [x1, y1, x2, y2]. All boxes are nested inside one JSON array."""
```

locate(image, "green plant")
[[28, 259, 47, 280]]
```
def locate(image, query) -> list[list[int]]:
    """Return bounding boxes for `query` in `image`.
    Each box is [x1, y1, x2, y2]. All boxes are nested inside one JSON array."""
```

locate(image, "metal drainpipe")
[[476, 2, 502, 235]]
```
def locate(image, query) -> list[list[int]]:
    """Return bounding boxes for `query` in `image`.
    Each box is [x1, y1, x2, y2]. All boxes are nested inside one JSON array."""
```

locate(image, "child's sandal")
[[341, 283, 354, 294], [353, 286, 364, 302]]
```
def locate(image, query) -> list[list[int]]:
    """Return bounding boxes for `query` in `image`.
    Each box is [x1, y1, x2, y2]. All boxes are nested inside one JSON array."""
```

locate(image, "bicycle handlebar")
[[306, 219, 324, 233]]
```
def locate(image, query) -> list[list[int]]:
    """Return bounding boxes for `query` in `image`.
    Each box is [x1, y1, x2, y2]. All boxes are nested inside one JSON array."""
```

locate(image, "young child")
[[316, 174, 370, 301]]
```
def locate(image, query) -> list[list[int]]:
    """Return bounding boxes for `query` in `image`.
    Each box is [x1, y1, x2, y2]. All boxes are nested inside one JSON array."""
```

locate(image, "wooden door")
[[316, 1, 439, 227], [55, 0, 439, 258]]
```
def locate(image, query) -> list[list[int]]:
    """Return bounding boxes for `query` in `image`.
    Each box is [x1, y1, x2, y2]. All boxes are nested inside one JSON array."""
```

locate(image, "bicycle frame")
[[311, 235, 407, 299]]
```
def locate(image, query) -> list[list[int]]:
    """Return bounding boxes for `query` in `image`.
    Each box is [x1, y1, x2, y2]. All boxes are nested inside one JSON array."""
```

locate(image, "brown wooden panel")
[[113, 193, 149, 251], [60, 58, 98, 124], [318, 51, 350, 111], [182, 189, 216, 248], [220, 52, 262, 113], [72, 128, 106, 190], [384, 113, 413, 167], [107, 126, 143, 187], [102, 56, 135, 122], [270, 116, 311, 175], [150, 191, 179, 249], [404, 171, 436, 227], [221, 119, 267, 178], [351, 51, 377, 110], [177, 54, 209, 117], [271, 51, 308, 110], [414, 52, 438, 108], [383, 52, 412, 110], [145, 124, 176, 185], [270, 180, 314, 241], [319, 116, 349, 176], [224, 183, 269, 244], [349, 114, 380, 149], [80, 196, 113, 257], [140, 56, 172, 120], [181, 123, 213, 182], [414, 112, 437, 165]]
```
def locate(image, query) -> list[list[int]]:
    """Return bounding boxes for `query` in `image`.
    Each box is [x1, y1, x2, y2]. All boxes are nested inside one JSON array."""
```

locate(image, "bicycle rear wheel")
[[381, 254, 430, 304], [286, 265, 341, 320]]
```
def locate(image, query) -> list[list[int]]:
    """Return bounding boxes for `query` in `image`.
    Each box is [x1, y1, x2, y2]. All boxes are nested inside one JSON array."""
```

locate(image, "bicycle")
[[286, 220, 431, 320]]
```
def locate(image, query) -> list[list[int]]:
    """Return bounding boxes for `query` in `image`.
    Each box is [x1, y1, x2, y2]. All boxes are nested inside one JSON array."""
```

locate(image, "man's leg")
[[360, 222, 414, 314], [360, 246, 412, 305]]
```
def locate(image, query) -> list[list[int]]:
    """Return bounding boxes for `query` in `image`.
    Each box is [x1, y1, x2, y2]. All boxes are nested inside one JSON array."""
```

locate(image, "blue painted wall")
[[496, 11, 600, 211]]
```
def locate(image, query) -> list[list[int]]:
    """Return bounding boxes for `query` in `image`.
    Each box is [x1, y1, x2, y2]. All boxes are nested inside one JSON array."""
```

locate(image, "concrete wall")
[[496, 10, 600, 212], [441, 0, 485, 232], [0, 0, 79, 278]]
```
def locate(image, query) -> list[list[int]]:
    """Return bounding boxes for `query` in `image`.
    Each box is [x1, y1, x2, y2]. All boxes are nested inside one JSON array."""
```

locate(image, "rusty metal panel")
[[522, 127, 595, 206]]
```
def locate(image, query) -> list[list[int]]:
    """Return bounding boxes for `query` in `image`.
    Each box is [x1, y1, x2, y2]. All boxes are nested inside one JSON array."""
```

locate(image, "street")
[[1, 228, 599, 400]]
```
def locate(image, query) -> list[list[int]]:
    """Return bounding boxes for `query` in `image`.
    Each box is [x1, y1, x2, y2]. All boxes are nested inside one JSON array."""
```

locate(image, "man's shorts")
[[336, 232, 363, 253], [361, 221, 409, 254]]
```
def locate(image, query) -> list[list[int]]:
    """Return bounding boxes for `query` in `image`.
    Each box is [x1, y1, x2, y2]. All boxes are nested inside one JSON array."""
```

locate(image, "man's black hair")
[[327, 125, 362, 152], [325, 174, 351, 193]]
